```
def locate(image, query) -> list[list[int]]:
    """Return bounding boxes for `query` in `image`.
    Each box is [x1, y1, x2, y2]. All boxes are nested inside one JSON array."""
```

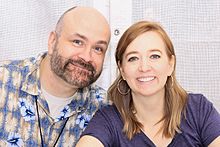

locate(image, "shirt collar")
[[21, 52, 46, 95]]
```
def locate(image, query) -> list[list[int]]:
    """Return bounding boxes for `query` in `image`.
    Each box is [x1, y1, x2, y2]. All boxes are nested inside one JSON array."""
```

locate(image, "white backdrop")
[[0, 0, 220, 112]]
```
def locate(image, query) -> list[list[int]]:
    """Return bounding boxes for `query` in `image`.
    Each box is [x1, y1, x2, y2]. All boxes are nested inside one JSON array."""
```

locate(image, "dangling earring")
[[170, 75, 174, 87], [117, 78, 130, 95]]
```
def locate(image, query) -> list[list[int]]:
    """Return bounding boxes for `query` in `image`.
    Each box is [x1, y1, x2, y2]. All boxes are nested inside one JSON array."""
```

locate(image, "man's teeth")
[[138, 77, 155, 82]]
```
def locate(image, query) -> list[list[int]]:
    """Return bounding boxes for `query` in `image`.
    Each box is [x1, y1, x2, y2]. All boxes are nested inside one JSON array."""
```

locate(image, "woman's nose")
[[138, 59, 151, 72]]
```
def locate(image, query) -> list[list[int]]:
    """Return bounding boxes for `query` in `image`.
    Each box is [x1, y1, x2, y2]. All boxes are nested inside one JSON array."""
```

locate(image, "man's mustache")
[[64, 58, 96, 74]]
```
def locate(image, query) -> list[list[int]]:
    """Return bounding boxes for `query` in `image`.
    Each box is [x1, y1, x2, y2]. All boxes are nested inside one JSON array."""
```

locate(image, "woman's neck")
[[132, 89, 172, 146], [132, 89, 165, 124]]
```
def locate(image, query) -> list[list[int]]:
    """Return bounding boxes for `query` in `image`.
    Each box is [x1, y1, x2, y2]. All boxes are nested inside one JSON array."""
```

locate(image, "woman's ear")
[[48, 31, 57, 55], [118, 61, 125, 80], [168, 55, 175, 76]]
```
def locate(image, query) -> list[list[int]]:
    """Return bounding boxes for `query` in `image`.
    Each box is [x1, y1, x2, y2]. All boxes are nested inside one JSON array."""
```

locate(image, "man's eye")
[[94, 47, 104, 54], [73, 40, 83, 46], [128, 57, 138, 62], [150, 54, 160, 59]]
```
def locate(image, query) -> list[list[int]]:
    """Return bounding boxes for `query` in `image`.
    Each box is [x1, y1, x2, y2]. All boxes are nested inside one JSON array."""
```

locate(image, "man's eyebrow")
[[97, 40, 108, 46], [72, 33, 108, 46], [71, 33, 88, 41]]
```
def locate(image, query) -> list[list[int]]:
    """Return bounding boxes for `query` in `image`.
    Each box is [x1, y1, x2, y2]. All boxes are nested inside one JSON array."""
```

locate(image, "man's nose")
[[78, 47, 92, 62]]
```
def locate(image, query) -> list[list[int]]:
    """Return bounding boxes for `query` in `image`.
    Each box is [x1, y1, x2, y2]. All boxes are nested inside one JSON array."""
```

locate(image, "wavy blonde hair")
[[108, 21, 188, 140]]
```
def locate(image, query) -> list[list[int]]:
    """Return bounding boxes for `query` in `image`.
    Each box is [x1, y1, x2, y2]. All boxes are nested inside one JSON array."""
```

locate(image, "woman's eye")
[[150, 54, 160, 59], [128, 56, 138, 62], [73, 40, 83, 46]]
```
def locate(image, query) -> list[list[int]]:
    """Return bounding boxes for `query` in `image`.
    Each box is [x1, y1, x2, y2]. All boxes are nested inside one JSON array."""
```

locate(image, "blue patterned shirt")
[[0, 52, 110, 147]]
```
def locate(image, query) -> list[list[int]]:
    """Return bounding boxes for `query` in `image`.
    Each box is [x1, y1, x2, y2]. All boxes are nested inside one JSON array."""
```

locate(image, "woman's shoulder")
[[179, 93, 220, 146], [186, 93, 211, 107], [184, 92, 219, 123], [98, 104, 121, 118], [187, 93, 206, 99]]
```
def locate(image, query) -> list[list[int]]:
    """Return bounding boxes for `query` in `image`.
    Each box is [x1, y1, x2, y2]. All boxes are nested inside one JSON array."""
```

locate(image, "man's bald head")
[[55, 6, 110, 37]]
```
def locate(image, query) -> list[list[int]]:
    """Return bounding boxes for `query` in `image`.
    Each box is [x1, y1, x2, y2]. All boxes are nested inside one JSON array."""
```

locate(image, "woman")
[[76, 21, 220, 147]]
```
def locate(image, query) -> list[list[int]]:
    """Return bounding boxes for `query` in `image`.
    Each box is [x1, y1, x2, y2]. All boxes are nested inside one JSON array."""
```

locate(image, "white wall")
[[0, 0, 220, 111]]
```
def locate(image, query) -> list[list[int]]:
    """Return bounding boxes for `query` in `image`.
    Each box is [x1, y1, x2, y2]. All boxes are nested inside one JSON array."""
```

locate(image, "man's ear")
[[48, 31, 57, 55]]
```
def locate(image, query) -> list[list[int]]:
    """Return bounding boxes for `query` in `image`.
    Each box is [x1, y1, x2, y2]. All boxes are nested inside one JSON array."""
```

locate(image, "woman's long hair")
[[108, 21, 188, 140]]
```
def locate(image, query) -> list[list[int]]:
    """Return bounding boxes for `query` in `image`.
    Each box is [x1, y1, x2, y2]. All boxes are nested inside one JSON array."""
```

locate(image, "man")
[[0, 6, 111, 146]]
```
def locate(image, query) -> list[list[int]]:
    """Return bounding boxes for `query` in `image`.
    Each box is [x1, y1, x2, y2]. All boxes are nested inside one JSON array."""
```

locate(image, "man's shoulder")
[[0, 59, 25, 81], [0, 52, 46, 75], [88, 84, 108, 99], [84, 84, 111, 108], [0, 53, 46, 87], [89, 84, 107, 94], [0, 57, 36, 71]]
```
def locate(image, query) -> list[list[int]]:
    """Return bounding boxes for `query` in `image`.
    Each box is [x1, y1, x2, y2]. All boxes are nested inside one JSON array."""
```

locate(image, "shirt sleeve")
[[81, 106, 115, 147], [196, 94, 220, 146]]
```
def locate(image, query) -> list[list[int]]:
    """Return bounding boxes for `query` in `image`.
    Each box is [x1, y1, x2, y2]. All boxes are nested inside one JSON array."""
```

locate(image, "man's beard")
[[50, 48, 102, 88]]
